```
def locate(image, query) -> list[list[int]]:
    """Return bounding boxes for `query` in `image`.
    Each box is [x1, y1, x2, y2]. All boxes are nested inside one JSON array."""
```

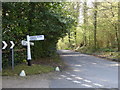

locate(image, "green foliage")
[[2, 50, 26, 68], [2, 2, 75, 67], [58, 2, 119, 53], [98, 48, 116, 52]]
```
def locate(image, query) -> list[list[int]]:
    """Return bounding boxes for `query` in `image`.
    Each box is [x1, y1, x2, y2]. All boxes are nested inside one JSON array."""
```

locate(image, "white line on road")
[[93, 83, 103, 87], [75, 77, 83, 80], [58, 78, 62, 80], [71, 75, 76, 77], [83, 79, 92, 83], [72, 81, 81, 84], [66, 78, 72, 80], [82, 84, 93, 87], [60, 75, 67, 78]]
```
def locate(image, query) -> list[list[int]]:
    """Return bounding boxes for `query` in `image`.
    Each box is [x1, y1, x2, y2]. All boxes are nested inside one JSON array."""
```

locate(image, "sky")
[[78, 0, 94, 24]]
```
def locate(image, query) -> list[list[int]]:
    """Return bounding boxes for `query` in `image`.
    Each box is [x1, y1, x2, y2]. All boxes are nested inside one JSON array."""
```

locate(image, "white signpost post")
[[22, 35, 44, 66]]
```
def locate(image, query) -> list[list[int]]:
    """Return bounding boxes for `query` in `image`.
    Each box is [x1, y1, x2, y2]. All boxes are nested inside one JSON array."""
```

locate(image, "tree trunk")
[[109, 2, 120, 51], [75, 2, 80, 47], [83, 1, 88, 46], [68, 31, 71, 48], [118, 2, 120, 51], [93, 2, 98, 50]]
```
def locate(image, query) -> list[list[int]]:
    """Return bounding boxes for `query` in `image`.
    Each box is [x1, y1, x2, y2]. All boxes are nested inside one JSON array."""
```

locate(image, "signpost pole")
[[10, 41, 15, 70], [27, 35, 32, 66], [11, 48, 14, 70]]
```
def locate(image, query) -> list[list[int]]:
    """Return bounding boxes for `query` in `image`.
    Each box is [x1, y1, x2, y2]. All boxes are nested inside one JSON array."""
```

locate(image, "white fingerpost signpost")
[[22, 35, 44, 66]]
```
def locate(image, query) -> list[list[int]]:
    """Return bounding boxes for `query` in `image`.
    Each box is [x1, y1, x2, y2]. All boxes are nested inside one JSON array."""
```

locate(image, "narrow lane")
[[50, 50, 118, 88]]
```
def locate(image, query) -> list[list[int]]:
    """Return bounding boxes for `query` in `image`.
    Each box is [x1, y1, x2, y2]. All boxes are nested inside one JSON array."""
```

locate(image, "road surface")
[[2, 50, 119, 89]]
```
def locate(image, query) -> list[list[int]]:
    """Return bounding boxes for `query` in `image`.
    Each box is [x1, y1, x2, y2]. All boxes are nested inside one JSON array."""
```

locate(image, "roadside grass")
[[76, 47, 120, 62], [2, 54, 65, 76], [32, 54, 65, 69], [2, 64, 54, 76], [93, 52, 120, 60]]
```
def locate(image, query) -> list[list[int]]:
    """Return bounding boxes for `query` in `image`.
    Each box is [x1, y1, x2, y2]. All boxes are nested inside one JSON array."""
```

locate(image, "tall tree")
[[118, 2, 120, 51], [83, 0, 88, 46], [93, 1, 98, 50]]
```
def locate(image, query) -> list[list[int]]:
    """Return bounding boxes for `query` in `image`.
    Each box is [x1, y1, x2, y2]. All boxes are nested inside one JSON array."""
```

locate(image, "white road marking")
[[66, 78, 72, 80], [75, 77, 83, 80], [84, 79, 92, 83], [93, 83, 103, 87], [72, 81, 81, 84], [73, 69, 80, 72], [82, 84, 92, 87], [92, 63, 97, 65], [110, 64, 119, 66], [58, 78, 62, 80], [60, 75, 67, 78], [75, 65, 82, 67], [71, 75, 76, 77]]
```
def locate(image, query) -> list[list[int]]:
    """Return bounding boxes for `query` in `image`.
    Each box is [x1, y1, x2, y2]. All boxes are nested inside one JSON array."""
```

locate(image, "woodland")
[[2, 1, 120, 68]]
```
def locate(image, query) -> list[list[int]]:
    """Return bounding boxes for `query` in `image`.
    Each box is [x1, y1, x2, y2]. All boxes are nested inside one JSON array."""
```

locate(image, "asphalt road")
[[50, 50, 118, 88], [2, 50, 119, 89]]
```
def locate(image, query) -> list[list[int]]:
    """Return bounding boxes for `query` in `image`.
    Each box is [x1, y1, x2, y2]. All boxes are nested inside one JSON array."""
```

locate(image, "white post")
[[27, 35, 31, 66]]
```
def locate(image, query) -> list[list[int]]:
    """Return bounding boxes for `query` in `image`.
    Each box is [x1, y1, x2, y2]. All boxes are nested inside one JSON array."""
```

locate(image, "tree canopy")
[[2, 2, 120, 67], [2, 2, 76, 67]]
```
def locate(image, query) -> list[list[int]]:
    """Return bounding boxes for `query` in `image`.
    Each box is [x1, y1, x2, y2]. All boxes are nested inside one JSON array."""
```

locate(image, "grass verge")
[[2, 54, 65, 76], [76, 47, 120, 62], [2, 64, 54, 76], [32, 54, 65, 69]]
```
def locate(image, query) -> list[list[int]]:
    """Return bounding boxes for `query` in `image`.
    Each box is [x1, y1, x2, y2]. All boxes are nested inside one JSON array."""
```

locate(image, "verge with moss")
[[2, 64, 54, 76], [2, 54, 65, 76], [76, 47, 120, 62]]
